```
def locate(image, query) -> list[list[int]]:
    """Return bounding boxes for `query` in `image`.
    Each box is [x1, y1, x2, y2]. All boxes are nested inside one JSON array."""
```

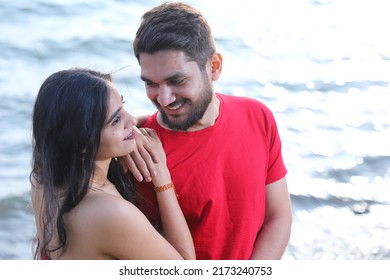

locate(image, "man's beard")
[[155, 80, 213, 131]]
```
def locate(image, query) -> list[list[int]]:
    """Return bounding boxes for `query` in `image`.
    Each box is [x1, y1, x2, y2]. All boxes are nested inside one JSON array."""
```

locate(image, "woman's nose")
[[126, 112, 137, 127]]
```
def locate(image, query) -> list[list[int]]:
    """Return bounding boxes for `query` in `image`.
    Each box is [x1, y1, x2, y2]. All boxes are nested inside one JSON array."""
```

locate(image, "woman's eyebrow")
[[106, 107, 121, 124]]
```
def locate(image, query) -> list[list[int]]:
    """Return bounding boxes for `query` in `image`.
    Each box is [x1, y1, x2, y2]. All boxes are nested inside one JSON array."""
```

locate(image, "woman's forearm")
[[155, 184, 195, 260]]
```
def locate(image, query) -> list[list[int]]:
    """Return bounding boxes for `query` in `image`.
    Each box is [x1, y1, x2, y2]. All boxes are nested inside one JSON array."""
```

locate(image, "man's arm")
[[133, 110, 153, 128], [250, 177, 292, 259]]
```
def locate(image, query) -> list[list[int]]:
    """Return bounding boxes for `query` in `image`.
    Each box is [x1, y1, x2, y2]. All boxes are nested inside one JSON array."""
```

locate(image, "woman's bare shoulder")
[[73, 191, 142, 225]]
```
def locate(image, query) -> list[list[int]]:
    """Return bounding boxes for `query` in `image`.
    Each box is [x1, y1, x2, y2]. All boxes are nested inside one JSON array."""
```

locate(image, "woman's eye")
[[112, 115, 121, 125]]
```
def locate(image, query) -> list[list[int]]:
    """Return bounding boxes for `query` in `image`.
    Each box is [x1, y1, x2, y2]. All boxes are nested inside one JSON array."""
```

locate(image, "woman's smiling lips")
[[123, 130, 135, 141]]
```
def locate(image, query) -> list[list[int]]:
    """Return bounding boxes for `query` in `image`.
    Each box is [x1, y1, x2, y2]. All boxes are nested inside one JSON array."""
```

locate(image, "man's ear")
[[210, 52, 223, 81]]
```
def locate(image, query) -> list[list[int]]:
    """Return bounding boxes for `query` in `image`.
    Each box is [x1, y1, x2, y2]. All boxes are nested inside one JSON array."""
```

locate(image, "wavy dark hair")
[[133, 2, 216, 70], [30, 68, 139, 259]]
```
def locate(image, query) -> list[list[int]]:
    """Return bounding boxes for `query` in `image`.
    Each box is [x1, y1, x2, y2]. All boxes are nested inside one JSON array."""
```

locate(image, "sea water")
[[0, 0, 389, 259]]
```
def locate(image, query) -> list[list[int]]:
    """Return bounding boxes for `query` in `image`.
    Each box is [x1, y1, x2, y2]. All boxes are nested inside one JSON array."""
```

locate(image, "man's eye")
[[145, 81, 157, 87], [169, 79, 184, 85]]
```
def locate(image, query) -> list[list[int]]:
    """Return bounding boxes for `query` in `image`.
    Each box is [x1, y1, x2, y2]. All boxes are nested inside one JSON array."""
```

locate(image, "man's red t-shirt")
[[138, 93, 287, 259]]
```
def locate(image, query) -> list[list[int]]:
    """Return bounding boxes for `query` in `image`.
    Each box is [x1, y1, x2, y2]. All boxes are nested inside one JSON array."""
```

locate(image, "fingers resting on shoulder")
[[118, 127, 165, 183]]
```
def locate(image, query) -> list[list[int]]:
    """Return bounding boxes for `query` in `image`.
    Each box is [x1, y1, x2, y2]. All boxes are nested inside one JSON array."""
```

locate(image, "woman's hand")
[[138, 128, 171, 187], [118, 127, 160, 182]]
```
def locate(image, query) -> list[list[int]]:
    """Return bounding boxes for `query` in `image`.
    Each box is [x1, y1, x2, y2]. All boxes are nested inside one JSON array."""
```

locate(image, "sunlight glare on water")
[[1, 0, 389, 260]]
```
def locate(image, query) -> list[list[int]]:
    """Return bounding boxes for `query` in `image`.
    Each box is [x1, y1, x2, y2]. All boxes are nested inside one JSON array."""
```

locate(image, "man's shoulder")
[[142, 111, 158, 128], [217, 93, 271, 112]]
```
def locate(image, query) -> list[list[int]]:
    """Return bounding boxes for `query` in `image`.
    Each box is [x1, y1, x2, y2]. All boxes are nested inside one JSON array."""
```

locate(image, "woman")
[[30, 68, 195, 260]]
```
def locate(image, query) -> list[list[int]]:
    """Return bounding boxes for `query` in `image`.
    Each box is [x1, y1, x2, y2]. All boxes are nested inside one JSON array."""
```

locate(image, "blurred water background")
[[0, 0, 389, 260]]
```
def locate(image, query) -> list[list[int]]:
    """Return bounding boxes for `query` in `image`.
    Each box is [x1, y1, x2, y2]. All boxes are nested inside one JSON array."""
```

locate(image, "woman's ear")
[[210, 52, 223, 81]]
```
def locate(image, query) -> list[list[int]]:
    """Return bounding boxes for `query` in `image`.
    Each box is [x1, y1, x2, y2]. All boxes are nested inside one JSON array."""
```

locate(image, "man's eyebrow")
[[167, 73, 188, 80], [140, 76, 152, 83], [140, 73, 188, 83]]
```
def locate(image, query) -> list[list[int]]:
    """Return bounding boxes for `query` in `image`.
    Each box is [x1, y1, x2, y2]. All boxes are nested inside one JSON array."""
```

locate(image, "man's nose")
[[157, 85, 175, 107]]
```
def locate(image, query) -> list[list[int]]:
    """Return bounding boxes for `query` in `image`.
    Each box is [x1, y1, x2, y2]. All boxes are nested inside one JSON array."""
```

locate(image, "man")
[[126, 2, 292, 260]]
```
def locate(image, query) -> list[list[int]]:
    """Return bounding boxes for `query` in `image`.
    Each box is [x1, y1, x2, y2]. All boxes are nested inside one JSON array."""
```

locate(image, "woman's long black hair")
[[31, 68, 138, 259]]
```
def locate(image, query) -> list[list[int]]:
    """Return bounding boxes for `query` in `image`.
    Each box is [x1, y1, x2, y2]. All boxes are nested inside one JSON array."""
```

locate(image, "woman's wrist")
[[152, 165, 171, 185], [154, 182, 178, 197]]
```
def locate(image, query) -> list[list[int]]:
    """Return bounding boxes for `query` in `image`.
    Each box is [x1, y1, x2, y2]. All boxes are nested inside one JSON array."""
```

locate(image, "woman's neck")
[[91, 161, 110, 191]]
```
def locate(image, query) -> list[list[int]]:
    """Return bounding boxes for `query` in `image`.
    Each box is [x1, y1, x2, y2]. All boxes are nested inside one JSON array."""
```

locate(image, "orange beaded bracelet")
[[154, 182, 178, 197]]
